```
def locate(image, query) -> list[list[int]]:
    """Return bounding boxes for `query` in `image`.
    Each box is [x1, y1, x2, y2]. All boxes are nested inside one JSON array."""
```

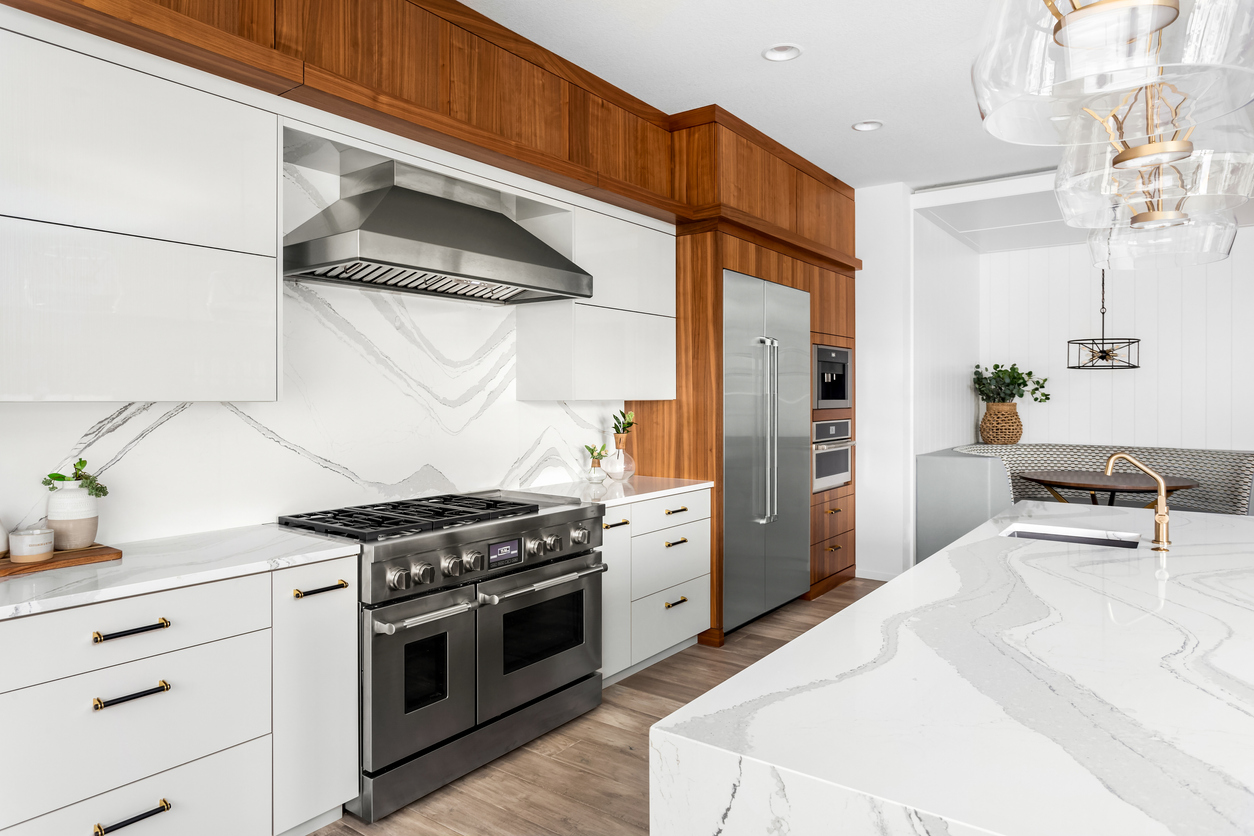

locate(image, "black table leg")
[[1108, 491, 1117, 506]]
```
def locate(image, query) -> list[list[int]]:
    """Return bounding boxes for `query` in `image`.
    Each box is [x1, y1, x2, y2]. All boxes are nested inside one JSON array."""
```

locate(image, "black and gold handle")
[[664, 537, 689, 548], [664, 596, 689, 609], [92, 680, 170, 711], [826, 545, 842, 552], [826, 508, 842, 515], [603, 519, 630, 530], [663, 506, 689, 516], [293, 579, 349, 599], [92, 618, 170, 645], [93, 799, 171, 834]]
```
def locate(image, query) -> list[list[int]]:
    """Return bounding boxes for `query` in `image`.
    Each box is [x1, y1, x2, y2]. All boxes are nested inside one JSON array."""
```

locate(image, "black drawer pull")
[[92, 618, 170, 645], [664, 537, 689, 548], [826, 508, 842, 515], [826, 545, 842, 552], [92, 680, 170, 711], [664, 506, 689, 516], [664, 596, 689, 610], [603, 519, 630, 530], [293, 579, 349, 599], [94, 798, 171, 834]]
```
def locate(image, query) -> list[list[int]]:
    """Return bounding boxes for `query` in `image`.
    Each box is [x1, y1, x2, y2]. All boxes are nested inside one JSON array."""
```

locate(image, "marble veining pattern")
[[651, 502, 1254, 836], [537, 476, 714, 507]]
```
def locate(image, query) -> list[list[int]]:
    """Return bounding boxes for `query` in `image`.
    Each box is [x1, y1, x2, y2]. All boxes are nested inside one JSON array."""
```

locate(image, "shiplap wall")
[[914, 215, 982, 455], [980, 230, 1254, 451]]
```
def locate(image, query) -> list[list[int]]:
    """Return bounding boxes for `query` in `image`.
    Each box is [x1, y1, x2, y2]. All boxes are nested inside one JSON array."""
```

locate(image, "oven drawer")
[[0, 573, 270, 695], [631, 574, 711, 665], [0, 629, 271, 829], [631, 519, 710, 601], [631, 489, 711, 536], [5, 736, 271, 836], [811, 495, 855, 543]]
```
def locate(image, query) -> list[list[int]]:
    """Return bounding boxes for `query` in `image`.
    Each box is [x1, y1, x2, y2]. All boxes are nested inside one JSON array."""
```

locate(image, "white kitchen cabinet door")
[[573, 306, 676, 401], [272, 557, 359, 835], [599, 509, 633, 678], [0, 29, 277, 257], [0, 217, 277, 402], [573, 208, 675, 317]]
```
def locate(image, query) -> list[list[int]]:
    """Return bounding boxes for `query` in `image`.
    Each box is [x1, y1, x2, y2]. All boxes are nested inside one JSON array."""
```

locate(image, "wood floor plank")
[[600, 683, 685, 720], [550, 737, 651, 791], [457, 761, 646, 836], [490, 747, 650, 830]]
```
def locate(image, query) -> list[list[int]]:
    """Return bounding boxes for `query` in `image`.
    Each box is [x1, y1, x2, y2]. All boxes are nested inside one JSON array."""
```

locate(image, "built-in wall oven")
[[813, 420, 854, 493], [813, 345, 852, 409]]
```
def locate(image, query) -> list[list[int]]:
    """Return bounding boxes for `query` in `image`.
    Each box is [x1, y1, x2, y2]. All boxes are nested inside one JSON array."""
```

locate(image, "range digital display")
[[489, 538, 522, 567]]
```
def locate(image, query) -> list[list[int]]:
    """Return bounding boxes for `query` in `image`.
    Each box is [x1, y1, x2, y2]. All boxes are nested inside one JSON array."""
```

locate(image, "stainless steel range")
[[278, 490, 605, 823]]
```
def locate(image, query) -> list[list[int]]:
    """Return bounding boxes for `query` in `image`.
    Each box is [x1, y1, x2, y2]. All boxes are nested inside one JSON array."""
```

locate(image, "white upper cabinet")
[[573, 208, 675, 317], [0, 30, 277, 256]]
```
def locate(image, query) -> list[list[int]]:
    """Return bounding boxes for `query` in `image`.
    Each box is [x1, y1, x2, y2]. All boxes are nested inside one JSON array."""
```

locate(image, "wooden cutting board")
[[0, 544, 122, 579]]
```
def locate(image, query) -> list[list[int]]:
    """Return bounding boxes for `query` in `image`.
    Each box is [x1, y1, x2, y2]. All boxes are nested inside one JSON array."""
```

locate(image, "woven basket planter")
[[980, 402, 1022, 445]]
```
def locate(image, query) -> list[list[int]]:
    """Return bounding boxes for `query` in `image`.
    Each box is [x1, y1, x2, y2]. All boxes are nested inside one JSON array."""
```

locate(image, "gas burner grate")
[[277, 508, 433, 541], [411, 495, 540, 519], [358, 501, 492, 530]]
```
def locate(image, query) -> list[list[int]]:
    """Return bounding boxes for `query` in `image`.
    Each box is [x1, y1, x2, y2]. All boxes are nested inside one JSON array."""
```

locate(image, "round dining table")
[[1020, 469, 1200, 508]]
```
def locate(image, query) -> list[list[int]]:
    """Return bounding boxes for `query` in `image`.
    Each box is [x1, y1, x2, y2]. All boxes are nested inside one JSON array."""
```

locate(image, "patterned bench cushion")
[[953, 443, 1254, 515]]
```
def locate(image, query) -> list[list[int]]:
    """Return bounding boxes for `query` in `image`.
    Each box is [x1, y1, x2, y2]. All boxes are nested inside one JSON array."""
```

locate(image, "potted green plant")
[[41, 458, 109, 550], [584, 443, 610, 482], [606, 410, 638, 482], [972, 364, 1050, 445]]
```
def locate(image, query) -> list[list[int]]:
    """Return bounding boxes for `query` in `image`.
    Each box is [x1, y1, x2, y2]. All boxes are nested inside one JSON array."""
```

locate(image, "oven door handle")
[[477, 562, 609, 607], [372, 600, 478, 636]]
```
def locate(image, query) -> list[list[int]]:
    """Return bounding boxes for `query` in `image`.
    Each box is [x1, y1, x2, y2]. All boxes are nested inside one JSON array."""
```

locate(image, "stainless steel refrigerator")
[[723, 269, 811, 631]]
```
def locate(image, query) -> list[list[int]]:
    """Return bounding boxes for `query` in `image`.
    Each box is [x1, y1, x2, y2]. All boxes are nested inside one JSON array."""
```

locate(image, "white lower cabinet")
[[599, 488, 712, 680], [272, 557, 360, 835], [5, 736, 272, 836]]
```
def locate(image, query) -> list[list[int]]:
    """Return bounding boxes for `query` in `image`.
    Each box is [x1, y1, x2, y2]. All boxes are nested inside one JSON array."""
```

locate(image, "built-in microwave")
[[813, 438, 854, 493], [813, 345, 852, 410]]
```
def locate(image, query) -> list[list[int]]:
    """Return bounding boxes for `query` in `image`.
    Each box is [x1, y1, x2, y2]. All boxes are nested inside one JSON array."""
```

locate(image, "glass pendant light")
[[972, 0, 1254, 146], [1067, 270, 1141, 369], [1056, 104, 1254, 228], [1088, 211, 1238, 268]]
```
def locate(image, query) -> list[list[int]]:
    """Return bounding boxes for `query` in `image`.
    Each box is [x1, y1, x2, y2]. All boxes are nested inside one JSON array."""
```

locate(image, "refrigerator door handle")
[[758, 336, 779, 524], [757, 337, 772, 523], [770, 340, 780, 522]]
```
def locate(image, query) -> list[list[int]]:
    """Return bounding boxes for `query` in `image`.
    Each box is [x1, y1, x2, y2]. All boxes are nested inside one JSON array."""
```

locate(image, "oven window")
[[502, 590, 584, 675], [815, 448, 849, 480], [403, 633, 448, 713]]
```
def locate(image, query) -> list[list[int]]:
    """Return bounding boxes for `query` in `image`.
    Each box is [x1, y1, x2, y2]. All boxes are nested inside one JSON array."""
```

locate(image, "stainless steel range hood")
[[284, 161, 592, 304]]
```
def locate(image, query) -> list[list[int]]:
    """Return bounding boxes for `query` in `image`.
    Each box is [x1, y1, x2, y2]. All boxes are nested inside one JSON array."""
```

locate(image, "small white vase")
[[46, 480, 99, 551]]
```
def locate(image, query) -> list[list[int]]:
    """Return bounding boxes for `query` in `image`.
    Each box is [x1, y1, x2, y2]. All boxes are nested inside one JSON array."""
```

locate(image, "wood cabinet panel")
[[811, 267, 854, 338], [719, 233, 809, 292], [796, 170, 855, 254], [811, 495, 855, 544], [671, 123, 718, 208], [811, 530, 855, 584], [717, 126, 795, 230], [149, 0, 272, 46], [569, 87, 671, 198], [448, 25, 567, 158]]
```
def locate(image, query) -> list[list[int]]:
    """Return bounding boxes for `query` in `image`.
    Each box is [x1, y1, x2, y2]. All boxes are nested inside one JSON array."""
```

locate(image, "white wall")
[[854, 183, 915, 581], [914, 215, 981, 455], [980, 230, 1254, 451]]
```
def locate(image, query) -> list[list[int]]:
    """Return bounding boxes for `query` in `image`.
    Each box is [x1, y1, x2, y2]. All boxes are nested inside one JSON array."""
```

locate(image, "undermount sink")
[[999, 523, 1141, 549]]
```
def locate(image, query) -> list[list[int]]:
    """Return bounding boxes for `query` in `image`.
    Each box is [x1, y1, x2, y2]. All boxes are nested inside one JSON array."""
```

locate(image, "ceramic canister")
[[46, 480, 99, 551], [9, 529, 55, 564]]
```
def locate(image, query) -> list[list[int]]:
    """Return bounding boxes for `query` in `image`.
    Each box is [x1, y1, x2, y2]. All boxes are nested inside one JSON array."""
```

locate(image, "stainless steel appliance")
[[723, 269, 811, 631], [813, 344, 853, 409], [278, 491, 604, 823], [813, 419, 851, 443], [813, 438, 855, 493]]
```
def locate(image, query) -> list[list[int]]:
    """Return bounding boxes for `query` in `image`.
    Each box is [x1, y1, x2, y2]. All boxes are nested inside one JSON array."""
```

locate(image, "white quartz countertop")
[[535, 476, 713, 507], [0, 524, 358, 621], [650, 501, 1254, 836]]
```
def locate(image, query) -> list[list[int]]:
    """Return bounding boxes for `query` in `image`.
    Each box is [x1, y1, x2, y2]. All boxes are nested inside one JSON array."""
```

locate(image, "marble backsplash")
[[0, 282, 622, 544]]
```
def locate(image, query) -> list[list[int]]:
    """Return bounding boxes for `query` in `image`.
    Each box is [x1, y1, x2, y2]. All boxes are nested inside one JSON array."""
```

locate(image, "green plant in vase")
[[584, 443, 610, 483], [607, 410, 638, 483], [972, 364, 1050, 445]]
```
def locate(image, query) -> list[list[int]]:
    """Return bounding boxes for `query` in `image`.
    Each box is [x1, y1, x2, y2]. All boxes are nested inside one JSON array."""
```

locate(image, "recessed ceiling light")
[[762, 43, 803, 62], [851, 120, 883, 132]]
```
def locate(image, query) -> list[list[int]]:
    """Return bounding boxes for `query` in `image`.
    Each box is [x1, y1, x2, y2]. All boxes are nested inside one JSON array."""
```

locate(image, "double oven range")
[[279, 491, 606, 823]]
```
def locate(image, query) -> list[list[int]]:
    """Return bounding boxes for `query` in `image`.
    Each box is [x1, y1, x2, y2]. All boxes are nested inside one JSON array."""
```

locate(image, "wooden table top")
[[1021, 469, 1200, 492]]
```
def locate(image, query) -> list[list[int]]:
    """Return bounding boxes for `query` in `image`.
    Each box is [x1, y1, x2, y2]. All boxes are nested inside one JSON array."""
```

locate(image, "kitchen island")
[[650, 501, 1254, 836]]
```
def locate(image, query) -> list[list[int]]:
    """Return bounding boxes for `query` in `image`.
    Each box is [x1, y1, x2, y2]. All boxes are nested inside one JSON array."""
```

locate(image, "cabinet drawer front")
[[631, 489, 712, 536], [0, 574, 270, 695], [811, 531, 855, 585], [631, 519, 711, 601], [631, 575, 711, 665], [0, 630, 271, 828], [811, 495, 855, 543], [5, 736, 271, 836]]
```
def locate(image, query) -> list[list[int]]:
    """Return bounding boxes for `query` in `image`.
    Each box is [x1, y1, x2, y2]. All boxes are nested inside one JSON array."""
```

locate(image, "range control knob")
[[544, 534, 563, 552], [462, 551, 485, 572], [571, 526, 590, 545], [386, 566, 412, 591], [526, 538, 546, 557], [411, 562, 435, 585], [440, 555, 464, 577]]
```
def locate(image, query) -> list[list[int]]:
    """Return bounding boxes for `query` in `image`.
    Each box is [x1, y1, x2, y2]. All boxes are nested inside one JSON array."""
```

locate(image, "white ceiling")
[[459, 0, 1063, 189]]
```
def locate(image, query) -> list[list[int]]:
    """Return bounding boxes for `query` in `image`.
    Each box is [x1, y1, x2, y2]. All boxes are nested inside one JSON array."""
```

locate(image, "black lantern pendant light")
[[1067, 270, 1141, 370]]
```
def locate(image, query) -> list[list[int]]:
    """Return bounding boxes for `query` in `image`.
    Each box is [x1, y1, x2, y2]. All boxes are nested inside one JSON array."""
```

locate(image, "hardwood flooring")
[[317, 578, 883, 836]]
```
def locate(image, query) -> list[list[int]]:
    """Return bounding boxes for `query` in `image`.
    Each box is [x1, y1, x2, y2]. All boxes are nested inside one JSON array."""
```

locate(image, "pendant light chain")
[[1100, 269, 1106, 341]]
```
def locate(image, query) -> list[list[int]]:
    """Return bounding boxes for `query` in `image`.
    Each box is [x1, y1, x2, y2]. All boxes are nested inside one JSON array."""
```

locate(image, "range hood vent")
[[284, 161, 591, 305]]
